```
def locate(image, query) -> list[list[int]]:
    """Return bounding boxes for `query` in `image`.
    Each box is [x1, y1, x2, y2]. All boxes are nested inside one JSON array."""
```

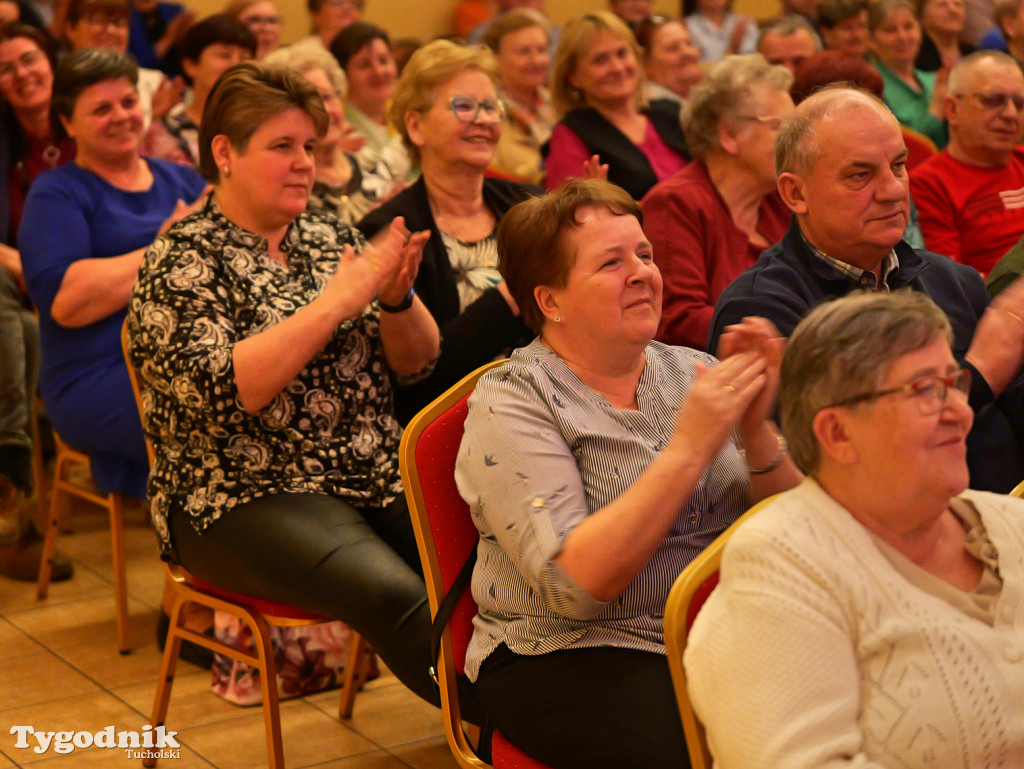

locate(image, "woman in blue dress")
[[21, 48, 205, 499]]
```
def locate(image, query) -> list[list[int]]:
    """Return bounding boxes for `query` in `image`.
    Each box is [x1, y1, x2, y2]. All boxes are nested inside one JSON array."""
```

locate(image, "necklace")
[[41, 143, 61, 167]]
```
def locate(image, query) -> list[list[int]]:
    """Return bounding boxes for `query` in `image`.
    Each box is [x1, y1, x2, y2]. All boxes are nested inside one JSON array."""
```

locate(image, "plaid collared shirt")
[[802, 233, 900, 291]]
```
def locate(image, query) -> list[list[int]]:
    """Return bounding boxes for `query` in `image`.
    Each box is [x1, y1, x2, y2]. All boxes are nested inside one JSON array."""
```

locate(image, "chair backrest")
[[901, 126, 937, 172], [1011, 480, 1024, 499], [401, 359, 504, 766], [663, 493, 780, 769], [120, 320, 156, 469]]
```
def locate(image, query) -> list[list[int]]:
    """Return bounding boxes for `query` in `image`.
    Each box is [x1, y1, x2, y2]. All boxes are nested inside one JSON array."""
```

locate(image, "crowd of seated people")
[[6, 0, 1024, 767]]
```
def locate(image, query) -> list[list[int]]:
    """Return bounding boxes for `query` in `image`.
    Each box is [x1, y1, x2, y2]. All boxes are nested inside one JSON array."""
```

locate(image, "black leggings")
[[169, 492, 439, 706], [475, 644, 691, 769]]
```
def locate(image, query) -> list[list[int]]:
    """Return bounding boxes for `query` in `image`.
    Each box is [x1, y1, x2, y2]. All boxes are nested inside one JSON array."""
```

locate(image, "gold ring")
[[724, 384, 737, 393], [1005, 309, 1024, 324]]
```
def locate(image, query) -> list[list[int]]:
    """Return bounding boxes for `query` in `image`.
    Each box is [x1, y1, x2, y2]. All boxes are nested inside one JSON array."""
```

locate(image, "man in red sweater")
[[910, 50, 1024, 276]]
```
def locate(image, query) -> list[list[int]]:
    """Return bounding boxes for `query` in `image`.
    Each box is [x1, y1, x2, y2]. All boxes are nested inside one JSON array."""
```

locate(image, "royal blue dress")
[[21, 158, 205, 499]]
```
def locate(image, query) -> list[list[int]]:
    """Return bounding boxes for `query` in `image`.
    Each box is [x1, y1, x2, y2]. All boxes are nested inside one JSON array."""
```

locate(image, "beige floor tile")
[[0, 563, 113, 614], [177, 700, 375, 769], [0, 750, 14, 767], [387, 736, 461, 769], [113, 669, 256, 732], [0, 650, 100, 711], [308, 680, 445, 747], [0, 690, 155, 765], [304, 750, 411, 769], [0, 617, 44, 660], [6, 595, 156, 656]]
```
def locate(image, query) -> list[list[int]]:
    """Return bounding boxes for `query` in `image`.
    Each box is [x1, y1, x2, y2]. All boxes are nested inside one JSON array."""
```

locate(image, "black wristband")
[[378, 288, 415, 313]]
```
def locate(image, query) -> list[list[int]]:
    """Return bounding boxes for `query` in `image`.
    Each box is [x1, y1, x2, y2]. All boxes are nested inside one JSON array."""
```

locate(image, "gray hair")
[[780, 290, 952, 474], [947, 49, 1021, 94], [757, 16, 822, 49], [263, 44, 348, 97], [775, 84, 892, 175], [683, 53, 793, 159]]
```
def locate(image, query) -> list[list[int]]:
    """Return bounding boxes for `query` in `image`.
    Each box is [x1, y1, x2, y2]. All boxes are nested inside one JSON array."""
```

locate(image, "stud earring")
[[554, 316, 561, 323], [222, 166, 230, 178]]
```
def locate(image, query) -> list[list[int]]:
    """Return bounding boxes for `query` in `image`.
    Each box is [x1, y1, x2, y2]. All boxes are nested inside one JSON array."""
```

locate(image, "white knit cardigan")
[[684, 477, 1024, 769]]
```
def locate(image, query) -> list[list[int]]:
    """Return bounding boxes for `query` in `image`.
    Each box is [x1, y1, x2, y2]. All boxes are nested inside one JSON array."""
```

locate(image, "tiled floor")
[[0, 490, 460, 769]]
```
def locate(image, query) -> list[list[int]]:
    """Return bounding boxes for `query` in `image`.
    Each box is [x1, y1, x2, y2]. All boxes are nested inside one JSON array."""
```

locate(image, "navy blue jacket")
[[709, 218, 1024, 493]]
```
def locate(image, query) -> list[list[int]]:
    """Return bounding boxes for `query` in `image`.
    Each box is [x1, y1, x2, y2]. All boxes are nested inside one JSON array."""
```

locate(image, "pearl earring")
[[554, 316, 561, 323], [222, 166, 230, 178]]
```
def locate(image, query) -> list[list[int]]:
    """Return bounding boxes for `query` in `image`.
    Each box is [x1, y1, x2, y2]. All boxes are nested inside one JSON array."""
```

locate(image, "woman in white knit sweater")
[[685, 290, 1024, 769]]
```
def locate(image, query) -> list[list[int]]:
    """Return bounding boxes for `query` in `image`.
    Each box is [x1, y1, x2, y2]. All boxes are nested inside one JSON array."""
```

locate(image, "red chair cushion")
[[492, 730, 554, 768], [189, 574, 328, 621], [686, 572, 720, 629]]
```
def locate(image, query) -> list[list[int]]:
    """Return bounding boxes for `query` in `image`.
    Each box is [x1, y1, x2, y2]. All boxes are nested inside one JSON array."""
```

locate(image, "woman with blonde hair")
[[545, 11, 689, 200], [263, 44, 400, 222], [484, 8, 557, 183], [642, 54, 794, 350], [357, 39, 539, 422]]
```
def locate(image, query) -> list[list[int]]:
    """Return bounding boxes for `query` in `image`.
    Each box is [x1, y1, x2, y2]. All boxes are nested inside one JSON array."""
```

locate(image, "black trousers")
[[475, 644, 692, 769], [169, 492, 440, 706]]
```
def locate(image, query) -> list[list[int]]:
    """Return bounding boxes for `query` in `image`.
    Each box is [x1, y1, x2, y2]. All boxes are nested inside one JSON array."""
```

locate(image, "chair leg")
[[30, 399, 48, 530], [109, 493, 130, 654], [35, 450, 66, 599], [144, 595, 186, 769], [339, 633, 371, 719], [251, 613, 286, 769]]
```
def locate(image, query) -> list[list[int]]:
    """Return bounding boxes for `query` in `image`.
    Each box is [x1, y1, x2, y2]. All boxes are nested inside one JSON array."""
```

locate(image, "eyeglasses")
[[0, 49, 44, 79], [82, 13, 129, 28], [826, 369, 972, 415], [734, 114, 785, 130], [242, 14, 282, 26], [957, 92, 1024, 113], [323, 0, 363, 8], [448, 95, 507, 123]]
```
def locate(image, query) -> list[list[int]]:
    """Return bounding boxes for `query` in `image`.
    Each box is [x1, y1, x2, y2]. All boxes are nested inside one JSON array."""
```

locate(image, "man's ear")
[[777, 171, 808, 215]]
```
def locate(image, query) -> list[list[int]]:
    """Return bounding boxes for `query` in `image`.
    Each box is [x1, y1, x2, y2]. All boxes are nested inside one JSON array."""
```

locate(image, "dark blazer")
[[709, 218, 1024, 493], [546, 99, 690, 201], [357, 175, 541, 423]]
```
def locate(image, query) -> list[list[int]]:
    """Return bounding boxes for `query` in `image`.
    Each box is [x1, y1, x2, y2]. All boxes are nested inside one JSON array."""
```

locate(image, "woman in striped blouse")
[[455, 178, 802, 769]]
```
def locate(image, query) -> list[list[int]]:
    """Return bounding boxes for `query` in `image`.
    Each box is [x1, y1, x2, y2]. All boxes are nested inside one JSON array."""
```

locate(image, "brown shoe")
[[0, 475, 23, 546], [0, 528, 73, 582]]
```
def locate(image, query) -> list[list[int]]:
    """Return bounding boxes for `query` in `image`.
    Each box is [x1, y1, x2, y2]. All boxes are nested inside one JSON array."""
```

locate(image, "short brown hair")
[[66, 0, 129, 26], [484, 8, 550, 52], [52, 47, 137, 120], [498, 178, 642, 332], [867, 0, 916, 33], [551, 11, 646, 116], [388, 39, 497, 164], [199, 61, 328, 182], [780, 290, 951, 474]]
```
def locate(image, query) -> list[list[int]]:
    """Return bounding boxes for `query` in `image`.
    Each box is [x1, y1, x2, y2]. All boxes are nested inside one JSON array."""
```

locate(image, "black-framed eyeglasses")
[[448, 95, 507, 123], [826, 369, 972, 415], [956, 92, 1024, 113]]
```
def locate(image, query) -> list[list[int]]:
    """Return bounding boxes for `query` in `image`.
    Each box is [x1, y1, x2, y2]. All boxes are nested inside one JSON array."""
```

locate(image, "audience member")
[[688, 290, 1024, 769], [357, 40, 538, 422], [545, 11, 689, 200], [454, 0, 492, 39], [0, 24, 75, 581], [684, 0, 758, 62], [779, 0, 821, 23], [224, 0, 282, 59], [291, 0, 360, 53], [0, 1, 19, 25], [264, 44, 401, 222], [635, 14, 704, 106], [917, 0, 974, 71], [643, 54, 793, 350], [756, 17, 821, 74], [458, 178, 801, 769], [20, 48, 205, 503], [127, 60, 447, 710], [709, 86, 1024, 493], [128, 0, 192, 76], [329, 21, 408, 175], [817, 0, 870, 57], [911, 51, 1024, 275], [995, 0, 1024, 67], [869, 0, 948, 148], [484, 8, 556, 183], [609, 0, 651, 31], [64, 0, 176, 127], [466, 0, 557, 52], [142, 14, 254, 168]]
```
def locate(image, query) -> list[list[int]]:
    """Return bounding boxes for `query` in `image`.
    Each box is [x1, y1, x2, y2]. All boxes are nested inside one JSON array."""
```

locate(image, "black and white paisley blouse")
[[127, 197, 403, 557]]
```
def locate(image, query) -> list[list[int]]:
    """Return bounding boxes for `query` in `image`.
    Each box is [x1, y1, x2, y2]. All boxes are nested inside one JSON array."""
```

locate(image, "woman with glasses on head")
[[642, 54, 794, 351], [224, 0, 282, 59], [685, 289, 1024, 768], [546, 11, 690, 201], [357, 40, 540, 423]]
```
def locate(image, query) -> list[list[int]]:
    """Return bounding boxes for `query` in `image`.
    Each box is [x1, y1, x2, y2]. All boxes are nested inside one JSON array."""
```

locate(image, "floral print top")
[[127, 197, 403, 557]]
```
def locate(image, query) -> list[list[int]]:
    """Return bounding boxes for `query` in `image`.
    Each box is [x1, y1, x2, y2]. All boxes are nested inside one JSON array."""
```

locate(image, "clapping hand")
[[717, 316, 785, 439], [583, 154, 609, 181], [376, 216, 429, 307]]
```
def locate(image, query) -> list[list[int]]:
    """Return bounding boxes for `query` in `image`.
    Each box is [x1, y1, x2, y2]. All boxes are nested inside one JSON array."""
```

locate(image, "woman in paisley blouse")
[[455, 179, 801, 768], [127, 61, 446, 705]]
